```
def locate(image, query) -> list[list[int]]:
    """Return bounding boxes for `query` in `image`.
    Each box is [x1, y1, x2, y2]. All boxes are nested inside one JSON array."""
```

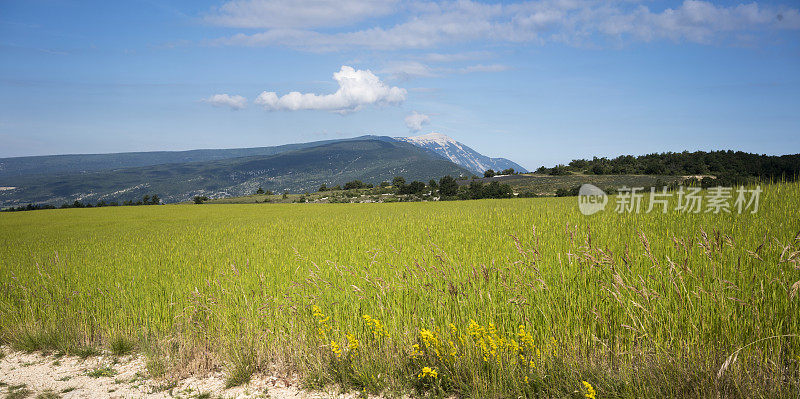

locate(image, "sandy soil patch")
[[0, 346, 363, 399]]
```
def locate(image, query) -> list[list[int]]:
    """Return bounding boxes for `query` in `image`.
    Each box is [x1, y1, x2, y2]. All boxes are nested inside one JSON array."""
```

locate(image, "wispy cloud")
[[405, 111, 431, 132], [459, 64, 510, 73], [205, 0, 398, 29], [210, 0, 800, 50], [204, 94, 247, 110], [421, 51, 494, 63], [382, 60, 511, 81], [381, 61, 439, 80], [254, 66, 406, 113]]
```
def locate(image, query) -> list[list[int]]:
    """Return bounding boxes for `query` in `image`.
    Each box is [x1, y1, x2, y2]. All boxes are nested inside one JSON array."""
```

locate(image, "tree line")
[[2, 195, 161, 212], [483, 168, 518, 178], [535, 150, 800, 183], [318, 175, 514, 201]]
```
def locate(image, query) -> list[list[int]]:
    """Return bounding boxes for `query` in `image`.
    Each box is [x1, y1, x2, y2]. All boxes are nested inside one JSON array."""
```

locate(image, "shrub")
[[343, 180, 367, 190], [109, 335, 135, 356]]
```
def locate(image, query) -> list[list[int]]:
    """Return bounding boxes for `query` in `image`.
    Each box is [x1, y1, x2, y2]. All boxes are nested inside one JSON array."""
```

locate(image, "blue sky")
[[1, 0, 798, 169]]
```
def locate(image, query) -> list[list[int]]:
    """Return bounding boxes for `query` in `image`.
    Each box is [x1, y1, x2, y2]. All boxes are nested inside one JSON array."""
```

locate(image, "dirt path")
[[0, 346, 360, 399]]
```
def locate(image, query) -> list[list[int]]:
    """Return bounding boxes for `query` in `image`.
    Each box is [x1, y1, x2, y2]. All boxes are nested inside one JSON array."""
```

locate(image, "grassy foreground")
[[1, 183, 799, 398]]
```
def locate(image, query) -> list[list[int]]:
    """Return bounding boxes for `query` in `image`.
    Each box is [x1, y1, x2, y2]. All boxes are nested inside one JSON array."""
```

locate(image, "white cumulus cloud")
[[404, 111, 431, 132], [254, 66, 406, 113], [204, 94, 247, 110]]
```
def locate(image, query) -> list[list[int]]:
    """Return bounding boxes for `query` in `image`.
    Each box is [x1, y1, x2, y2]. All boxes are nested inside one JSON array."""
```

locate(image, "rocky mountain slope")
[[396, 132, 527, 175]]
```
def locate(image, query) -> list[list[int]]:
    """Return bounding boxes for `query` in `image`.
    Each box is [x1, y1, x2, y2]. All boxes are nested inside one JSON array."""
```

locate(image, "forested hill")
[[0, 138, 471, 207], [0, 137, 377, 178], [541, 151, 800, 182]]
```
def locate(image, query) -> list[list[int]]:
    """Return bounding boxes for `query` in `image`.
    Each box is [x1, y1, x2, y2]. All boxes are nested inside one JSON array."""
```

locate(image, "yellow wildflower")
[[419, 329, 438, 348], [410, 343, 422, 358], [346, 333, 359, 351], [363, 314, 389, 338], [312, 305, 332, 339], [418, 366, 438, 379], [330, 340, 342, 358], [468, 319, 484, 336], [582, 381, 596, 399]]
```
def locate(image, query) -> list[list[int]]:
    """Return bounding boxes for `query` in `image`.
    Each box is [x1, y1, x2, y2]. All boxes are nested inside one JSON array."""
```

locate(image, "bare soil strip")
[[0, 346, 358, 399]]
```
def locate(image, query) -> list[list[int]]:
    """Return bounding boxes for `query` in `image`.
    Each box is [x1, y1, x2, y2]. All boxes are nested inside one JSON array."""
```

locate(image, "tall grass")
[[1, 182, 798, 397]]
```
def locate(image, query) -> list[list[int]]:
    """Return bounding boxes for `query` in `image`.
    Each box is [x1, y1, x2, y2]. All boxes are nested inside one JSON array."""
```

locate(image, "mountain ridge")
[[0, 138, 471, 207], [0, 133, 527, 179], [0, 133, 528, 207], [0, 136, 391, 178], [396, 132, 527, 175]]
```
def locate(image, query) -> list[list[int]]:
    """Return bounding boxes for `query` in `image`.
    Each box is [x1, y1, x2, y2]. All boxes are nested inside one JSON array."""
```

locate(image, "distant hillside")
[[396, 132, 527, 174], [0, 133, 529, 179], [0, 137, 376, 178], [0, 139, 470, 207]]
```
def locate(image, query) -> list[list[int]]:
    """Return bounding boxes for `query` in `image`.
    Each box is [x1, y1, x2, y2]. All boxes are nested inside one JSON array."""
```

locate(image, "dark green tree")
[[467, 181, 484, 199], [438, 175, 459, 197], [483, 181, 513, 198], [549, 165, 571, 176], [400, 181, 426, 195]]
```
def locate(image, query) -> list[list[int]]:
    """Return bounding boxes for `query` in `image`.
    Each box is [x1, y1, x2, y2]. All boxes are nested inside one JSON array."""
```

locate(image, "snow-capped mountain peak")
[[395, 132, 527, 175], [403, 132, 458, 146]]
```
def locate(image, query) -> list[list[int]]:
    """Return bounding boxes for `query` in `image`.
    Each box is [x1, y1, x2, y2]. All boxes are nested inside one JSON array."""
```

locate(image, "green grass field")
[[1, 183, 799, 398]]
